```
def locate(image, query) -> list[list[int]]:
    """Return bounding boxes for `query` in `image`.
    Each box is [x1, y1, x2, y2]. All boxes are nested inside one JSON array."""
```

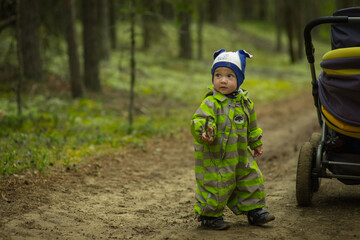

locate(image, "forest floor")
[[1, 91, 360, 240]]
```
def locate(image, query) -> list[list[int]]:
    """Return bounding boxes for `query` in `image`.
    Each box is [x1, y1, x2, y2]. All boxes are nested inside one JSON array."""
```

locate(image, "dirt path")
[[1, 92, 360, 240]]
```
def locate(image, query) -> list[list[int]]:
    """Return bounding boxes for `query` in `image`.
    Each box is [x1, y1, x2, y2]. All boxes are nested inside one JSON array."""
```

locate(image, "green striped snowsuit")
[[190, 86, 266, 217]]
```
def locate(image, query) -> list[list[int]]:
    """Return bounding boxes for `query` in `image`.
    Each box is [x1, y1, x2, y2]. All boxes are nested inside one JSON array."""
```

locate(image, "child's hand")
[[253, 145, 263, 157], [202, 127, 214, 143]]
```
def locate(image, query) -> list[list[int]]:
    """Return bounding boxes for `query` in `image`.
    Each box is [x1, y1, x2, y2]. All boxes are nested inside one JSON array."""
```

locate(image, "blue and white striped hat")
[[211, 49, 253, 89]]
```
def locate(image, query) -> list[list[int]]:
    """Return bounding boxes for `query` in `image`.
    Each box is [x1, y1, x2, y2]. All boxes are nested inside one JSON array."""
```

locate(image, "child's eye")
[[215, 73, 221, 78], [228, 74, 234, 78]]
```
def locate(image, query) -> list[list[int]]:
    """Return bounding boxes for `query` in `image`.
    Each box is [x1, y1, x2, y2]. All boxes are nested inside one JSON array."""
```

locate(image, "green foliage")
[[0, 94, 163, 175]]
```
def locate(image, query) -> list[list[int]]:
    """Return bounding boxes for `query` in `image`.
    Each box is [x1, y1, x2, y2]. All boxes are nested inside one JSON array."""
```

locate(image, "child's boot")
[[247, 208, 275, 226], [198, 215, 231, 230]]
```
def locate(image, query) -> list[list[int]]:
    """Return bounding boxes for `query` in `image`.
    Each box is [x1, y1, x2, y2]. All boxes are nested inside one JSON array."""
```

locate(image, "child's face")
[[213, 67, 237, 95]]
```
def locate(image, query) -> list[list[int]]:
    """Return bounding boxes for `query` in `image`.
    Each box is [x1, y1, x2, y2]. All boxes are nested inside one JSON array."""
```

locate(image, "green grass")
[[0, 21, 324, 176]]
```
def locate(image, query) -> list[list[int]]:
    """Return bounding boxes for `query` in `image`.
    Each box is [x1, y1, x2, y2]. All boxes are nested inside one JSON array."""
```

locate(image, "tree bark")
[[82, 0, 101, 92], [18, 0, 43, 82], [64, 0, 83, 98]]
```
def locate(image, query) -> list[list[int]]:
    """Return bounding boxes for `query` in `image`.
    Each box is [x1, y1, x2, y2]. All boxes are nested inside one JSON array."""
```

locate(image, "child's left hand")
[[253, 145, 263, 157]]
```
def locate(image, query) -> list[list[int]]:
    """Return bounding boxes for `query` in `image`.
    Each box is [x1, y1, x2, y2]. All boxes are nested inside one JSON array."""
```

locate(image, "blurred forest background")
[[0, 0, 359, 176]]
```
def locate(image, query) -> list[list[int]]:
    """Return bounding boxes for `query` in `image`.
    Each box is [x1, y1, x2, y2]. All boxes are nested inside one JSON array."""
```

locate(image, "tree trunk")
[[207, 0, 220, 23], [0, 16, 16, 33], [241, 0, 254, 20], [82, 0, 101, 92], [224, 0, 240, 23], [16, 0, 23, 116], [284, 1, 296, 63], [142, 0, 163, 51], [275, 0, 283, 51], [160, 0, 174, 20], [97, 0, 110, 60], [108, 0, 117, 49], [295, 0, 304, 60], [128, 0, 136, 132], [178, 8, 192, 59], [64, 0, 83, 98], [18, 0, 42, 82], [258, 0, 267, 21], [196, 1, 204, 60]]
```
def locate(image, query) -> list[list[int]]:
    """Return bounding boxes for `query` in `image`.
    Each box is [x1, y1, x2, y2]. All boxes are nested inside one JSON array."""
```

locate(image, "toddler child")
[[190, 49, 275, 230]]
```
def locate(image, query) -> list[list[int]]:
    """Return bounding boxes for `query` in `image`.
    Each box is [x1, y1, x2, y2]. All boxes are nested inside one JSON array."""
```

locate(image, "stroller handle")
[[304, 16, 349, 64]]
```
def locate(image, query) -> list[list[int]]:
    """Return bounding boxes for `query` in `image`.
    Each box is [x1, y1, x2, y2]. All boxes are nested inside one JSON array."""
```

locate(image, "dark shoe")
[[198, 216, 231, 230], [247, 209, 275, 226]]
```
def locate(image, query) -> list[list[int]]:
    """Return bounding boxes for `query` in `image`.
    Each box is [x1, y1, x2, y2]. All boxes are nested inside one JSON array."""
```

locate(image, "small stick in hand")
[[204, 116, 210, 138]]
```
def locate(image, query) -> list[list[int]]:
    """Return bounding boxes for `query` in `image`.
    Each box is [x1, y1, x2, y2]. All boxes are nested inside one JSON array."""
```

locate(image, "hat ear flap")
[[237, 49, 253, 77], [238, 49, 253, 59], [213, 49, 226, 59]]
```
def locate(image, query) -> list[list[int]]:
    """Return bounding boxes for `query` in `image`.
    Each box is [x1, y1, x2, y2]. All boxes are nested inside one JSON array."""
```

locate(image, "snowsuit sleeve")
[[247, 100, 263, 150], [190, 97, 217, 144]]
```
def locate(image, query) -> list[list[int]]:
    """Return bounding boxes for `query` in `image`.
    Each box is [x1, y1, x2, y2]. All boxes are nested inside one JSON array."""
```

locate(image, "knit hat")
[[211, 49, 253, 89]]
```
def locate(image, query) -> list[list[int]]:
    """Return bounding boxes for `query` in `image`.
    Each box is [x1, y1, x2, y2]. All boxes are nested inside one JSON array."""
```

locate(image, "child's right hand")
[[253, 145, 263, 157], [202, 127, 214, 143]]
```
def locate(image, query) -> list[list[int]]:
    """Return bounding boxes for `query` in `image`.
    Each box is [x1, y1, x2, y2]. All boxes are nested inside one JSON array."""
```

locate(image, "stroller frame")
[[296, 13, 360, 206]]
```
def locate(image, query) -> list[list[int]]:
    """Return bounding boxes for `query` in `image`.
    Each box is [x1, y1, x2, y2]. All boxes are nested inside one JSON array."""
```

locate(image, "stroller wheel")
[[309, 132, 321, 149], [296, 142, 315, 206]]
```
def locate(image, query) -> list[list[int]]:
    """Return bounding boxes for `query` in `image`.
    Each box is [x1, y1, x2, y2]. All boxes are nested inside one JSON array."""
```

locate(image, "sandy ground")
[[1, 92, 360, 240]]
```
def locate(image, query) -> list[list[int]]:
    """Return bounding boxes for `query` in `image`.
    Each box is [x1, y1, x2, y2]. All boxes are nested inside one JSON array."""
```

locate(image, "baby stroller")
[[296, 7, 360, 206]]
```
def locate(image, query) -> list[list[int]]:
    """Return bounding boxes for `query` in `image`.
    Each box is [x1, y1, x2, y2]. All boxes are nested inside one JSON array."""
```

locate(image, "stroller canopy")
[[331, 7, 360, 49], [318, 7, 360, 128]]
